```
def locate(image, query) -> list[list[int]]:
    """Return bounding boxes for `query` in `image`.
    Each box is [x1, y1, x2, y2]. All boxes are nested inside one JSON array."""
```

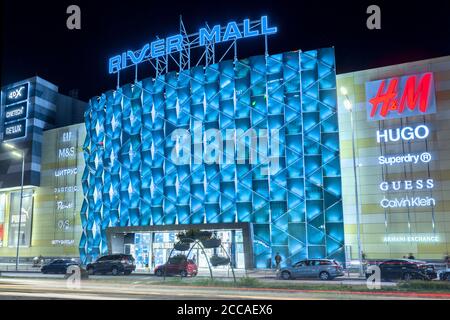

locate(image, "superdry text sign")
[[365, 72, 436, 121]]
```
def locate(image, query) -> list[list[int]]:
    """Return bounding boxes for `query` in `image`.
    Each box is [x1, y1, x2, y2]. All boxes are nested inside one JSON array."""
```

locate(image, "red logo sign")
[[366, 73, 436, 120]]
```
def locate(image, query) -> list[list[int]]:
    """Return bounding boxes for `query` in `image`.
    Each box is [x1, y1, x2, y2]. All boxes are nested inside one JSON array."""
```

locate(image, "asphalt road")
[[0, 274, 444, 300], [0, 271, 397, 287]]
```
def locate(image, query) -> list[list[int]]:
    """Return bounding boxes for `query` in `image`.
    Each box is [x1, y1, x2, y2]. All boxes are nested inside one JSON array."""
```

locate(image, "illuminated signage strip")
[[51, 129, 80, 247], [365, 73, 438, 216], [108, 16, 277, 74]]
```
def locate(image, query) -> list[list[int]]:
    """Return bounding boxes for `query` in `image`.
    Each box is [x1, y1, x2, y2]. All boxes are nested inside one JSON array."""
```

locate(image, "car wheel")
[[87, 267, 95, 275], [281, 271, 291, 280], [319, 271, 330, 281], [403, 272, 412, 281], [155, 269, 163, 277], [111, 267, 119, 276], [180, 270, 188, 278]]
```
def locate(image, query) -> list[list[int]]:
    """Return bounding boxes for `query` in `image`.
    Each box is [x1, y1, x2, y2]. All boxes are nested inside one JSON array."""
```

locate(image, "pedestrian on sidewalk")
[[274, 253, 282, 270]]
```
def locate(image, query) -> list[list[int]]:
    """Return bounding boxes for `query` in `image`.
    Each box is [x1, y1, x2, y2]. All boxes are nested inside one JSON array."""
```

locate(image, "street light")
[[3, 142, 26, 271], [340, 87, 364, 277]]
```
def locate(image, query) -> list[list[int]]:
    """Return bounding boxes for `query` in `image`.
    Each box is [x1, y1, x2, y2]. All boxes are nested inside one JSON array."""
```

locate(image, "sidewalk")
[[131, 267, 367, 280]]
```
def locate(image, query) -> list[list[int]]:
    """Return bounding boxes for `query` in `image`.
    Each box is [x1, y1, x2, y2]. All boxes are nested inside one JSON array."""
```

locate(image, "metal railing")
[[0, 264, 41, 272]]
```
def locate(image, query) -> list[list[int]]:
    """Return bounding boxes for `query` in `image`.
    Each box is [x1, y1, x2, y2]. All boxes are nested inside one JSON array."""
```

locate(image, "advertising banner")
[[8, 190, 33, 247], [52, 128, 80, 247]]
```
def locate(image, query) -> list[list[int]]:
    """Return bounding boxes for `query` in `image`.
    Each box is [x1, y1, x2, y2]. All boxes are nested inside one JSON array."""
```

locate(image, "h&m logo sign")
[[365, 72, 436, 121]]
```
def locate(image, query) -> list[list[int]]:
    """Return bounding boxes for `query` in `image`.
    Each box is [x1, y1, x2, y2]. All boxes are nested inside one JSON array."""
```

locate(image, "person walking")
[[274, 253, 282, 270]]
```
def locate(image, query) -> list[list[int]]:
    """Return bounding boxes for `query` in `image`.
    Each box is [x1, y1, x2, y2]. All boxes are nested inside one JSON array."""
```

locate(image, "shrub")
[[201, 238, 221, 248], [174, 243, 190, 251], [397, 280, 450, 292], [177, 229, 213, 241], [210, 255, 230, 267]]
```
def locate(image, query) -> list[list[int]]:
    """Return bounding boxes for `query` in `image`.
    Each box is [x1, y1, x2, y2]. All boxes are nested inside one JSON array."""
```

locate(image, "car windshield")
[[96, 256, 109, 262]]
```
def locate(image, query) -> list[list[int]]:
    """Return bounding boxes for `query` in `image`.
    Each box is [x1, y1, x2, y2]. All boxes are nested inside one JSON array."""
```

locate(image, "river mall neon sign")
[[108, 16, 277, 74], [366, 72, 436, 121]]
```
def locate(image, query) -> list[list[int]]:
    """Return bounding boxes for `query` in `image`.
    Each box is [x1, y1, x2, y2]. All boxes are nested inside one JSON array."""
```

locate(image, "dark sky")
[[1, 0, 450, 101]]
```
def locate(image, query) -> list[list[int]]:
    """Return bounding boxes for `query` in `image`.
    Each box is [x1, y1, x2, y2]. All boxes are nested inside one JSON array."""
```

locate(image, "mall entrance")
[[124, 230, 245, 270], [107, 222, 255, 271]]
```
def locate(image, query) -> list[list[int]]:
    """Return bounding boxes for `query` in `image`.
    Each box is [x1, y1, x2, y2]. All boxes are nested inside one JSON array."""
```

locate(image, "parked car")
[[438, 270, 449, 281], [86, 254, 136, 275], [41, 259, 79, 274], [277, 259, 344, 280], [365, 259, 437, 281], [154, 256, 198, 277]]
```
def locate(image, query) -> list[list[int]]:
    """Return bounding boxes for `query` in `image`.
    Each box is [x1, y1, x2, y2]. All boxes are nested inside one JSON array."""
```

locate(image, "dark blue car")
[[41, 259, 79, 274]]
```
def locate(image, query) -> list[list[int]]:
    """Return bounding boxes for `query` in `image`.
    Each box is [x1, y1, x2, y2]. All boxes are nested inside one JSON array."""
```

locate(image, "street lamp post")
[[340, 88, 364, 277], [3, 143, 26, 271]]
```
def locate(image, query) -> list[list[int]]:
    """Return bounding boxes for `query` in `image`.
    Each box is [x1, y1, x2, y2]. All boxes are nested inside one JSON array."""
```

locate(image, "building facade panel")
[[337, 56, 450, 261], [81, 48, 346, 268]]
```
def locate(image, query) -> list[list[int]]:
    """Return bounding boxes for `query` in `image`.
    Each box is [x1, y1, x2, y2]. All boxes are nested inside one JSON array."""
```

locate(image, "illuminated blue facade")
[[81, 48, 345, 267]]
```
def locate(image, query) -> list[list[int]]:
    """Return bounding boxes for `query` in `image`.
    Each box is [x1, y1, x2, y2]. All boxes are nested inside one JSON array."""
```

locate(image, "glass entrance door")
[[131, 229, 246, 272]]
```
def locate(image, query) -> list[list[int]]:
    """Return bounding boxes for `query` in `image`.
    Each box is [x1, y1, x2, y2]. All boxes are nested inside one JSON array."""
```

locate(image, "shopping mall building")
[[1, 18, 449, 270]]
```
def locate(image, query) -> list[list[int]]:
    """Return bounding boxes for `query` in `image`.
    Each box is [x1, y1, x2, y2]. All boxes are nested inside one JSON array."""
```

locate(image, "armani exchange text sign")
[[108, 16, 278, 74]]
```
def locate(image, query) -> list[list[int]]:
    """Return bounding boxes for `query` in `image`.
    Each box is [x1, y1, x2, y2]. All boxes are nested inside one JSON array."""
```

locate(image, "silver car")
[[277, 259, 345, 280]]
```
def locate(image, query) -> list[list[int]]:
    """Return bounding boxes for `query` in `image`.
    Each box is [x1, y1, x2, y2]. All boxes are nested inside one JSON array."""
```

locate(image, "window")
[[294, 261, 306, 267], [96, 256, 108, 262]]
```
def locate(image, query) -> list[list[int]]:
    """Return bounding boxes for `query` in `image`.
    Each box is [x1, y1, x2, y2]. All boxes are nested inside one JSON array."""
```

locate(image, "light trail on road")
[[0, 276, 447, 300]]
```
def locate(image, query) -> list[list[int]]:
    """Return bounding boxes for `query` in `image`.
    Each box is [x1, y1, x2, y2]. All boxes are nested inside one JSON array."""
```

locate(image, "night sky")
[[1, 0, 450, 101]]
